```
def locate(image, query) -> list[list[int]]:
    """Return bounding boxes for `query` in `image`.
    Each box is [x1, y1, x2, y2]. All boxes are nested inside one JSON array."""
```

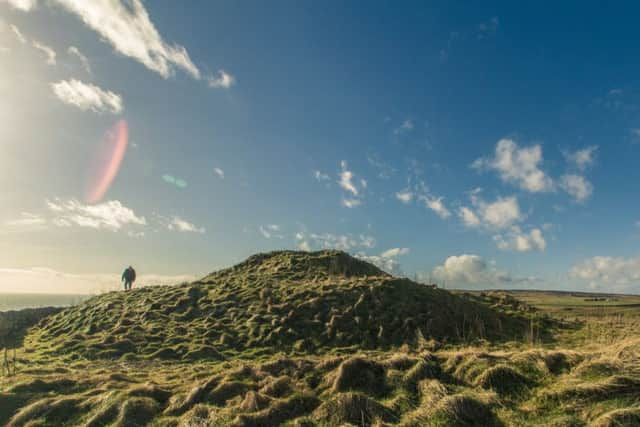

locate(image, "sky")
[[1, 0, 640, 294]]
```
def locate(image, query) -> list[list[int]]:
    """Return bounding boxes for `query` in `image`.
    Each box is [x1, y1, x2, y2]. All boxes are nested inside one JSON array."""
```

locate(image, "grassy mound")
[[26, 250, 531, 361], [475, 365, 531, 396]]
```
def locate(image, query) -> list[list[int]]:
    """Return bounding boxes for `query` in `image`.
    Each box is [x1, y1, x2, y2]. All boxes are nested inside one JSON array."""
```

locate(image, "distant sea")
[[0, 293, 92, 312]]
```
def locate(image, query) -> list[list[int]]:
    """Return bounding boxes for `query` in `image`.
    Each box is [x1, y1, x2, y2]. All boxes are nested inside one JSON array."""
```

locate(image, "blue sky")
[[1, 0, 639, 293]]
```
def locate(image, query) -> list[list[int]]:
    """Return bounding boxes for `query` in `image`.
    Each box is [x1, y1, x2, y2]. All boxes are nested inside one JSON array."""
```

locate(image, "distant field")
[[0, 293, 91, 312]]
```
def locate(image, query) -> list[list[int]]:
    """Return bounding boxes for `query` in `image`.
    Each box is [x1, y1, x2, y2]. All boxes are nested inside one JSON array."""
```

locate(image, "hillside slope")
[[27, 250, 531, 362]]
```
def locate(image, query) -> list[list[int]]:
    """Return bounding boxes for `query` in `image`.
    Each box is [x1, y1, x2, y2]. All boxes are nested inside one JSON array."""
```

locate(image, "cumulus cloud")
[[560, 174, 593, 203], [46, 198, 145, 231], [68, 45, 91, 73], [51, 79, 123, 114], [207, 70, 235, 89], [564, 146, 597, 170], [2, 0, 36, 11], [425, 254, 537, 289], [494, 226, 546, 252], [473, 138, 553, 193], [259, 224, 282, 239], [459, 192, 522, 230], [213, 167, 225, 179], [570, 256, 640, 290], [168, 216, 205, 233], [32, 40, 56, 64], [0, 267, 196, 294], [419, 195, 451, 219], [295, 232, 375, 252]]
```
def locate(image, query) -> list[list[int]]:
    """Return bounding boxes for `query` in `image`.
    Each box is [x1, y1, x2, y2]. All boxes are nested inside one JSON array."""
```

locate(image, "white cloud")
[[314, 170, 330, 182], [459, 193, 522, 230], [494, 226, 546, 252], [46, 198, 145, 231], [570, 256, 640, 290], [0, 267, 196, 294], [168, 216, 205, 233], [381, 247, 410, 258], [207, 70, 235, 89], [51, 79, 123, 114], [295, 232, 375, 252], [356, 247, 409, 275], [426, 254, 536, 289], [2, 0, 37, 11], [68, 45, 91, 73], [4, 212, 46, 227], [473, 138, 553, 193], [259, 224, 282, 239], [32, 40, 56, 64], [564, 146, 597, 170], [395, 190, 413, 204], [560, 174, 592, 203], [213, 167, 225, 179], [338, 160, 358, 196], [481, 196, 522, 228], [419, 195, 451, 219], [458, 206, 481, 227], [50, 0, 200, 79], [341, 198, 361, 208], [394, 119, 414, 135], [10, 24, 26, 43]]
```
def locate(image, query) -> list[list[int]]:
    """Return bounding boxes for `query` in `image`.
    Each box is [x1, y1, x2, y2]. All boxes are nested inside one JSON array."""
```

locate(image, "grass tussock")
[[312, 392, 396, 426], [474, 365, 531, 396], [331, 357, 387, 394], [591, 407, 640, 427]]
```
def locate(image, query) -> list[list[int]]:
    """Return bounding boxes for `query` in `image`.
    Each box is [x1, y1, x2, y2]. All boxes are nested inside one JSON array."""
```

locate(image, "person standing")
[[121, 266, 136, 291]]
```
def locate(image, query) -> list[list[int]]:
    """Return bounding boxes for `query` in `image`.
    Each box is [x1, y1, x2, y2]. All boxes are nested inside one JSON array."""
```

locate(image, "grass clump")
[[331, 357, 387, 394], [233, 393, 320, 427], [114, 397, 160, 427], [428, 394, 502, 427], [312, 392, 396, 426], [474, 365, 532, 396], [591, 407, 640, 427]]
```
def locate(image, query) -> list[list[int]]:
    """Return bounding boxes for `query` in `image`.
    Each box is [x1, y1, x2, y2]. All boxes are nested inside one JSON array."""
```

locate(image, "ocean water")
[[0, 293, 92, 312]]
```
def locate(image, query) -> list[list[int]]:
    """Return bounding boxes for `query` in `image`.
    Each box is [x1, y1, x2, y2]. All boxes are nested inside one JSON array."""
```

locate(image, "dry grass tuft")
[[233, 393, 320, 427], [474, 365, 531, 395], [591, 407, 640, 427], [312, 392, 395, 427], [331, 357, 387, 394]]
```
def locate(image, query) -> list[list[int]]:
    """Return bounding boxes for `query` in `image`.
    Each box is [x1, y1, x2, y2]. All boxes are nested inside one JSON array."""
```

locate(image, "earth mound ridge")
[[28, 250, 531, 361]]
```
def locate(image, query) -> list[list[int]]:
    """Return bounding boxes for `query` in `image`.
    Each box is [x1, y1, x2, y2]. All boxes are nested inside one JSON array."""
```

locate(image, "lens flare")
[[85, 120, 129, 204]]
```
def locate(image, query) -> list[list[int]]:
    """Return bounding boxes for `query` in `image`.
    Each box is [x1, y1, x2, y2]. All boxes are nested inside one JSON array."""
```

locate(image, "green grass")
[[2, 251, 640, 426]]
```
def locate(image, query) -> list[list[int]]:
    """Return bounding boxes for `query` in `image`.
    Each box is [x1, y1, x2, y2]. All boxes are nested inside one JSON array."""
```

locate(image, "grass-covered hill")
[[4, 252, 640, 426], [27, 250, 533, 363]]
